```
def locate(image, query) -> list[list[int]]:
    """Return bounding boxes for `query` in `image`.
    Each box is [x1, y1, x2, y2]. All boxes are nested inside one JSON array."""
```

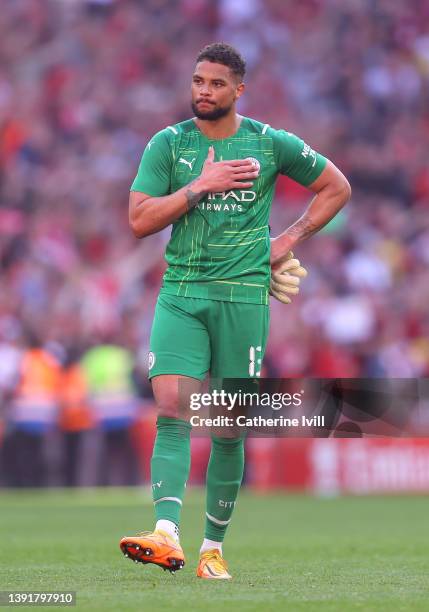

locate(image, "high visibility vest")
[[81, 345, 138, 423], [58, 364, 94, 432], [12, 349, 60, 425]]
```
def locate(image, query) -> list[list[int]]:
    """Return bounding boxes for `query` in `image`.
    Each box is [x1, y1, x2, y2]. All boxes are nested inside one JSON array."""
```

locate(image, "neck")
[[194, 112, 242, 140]]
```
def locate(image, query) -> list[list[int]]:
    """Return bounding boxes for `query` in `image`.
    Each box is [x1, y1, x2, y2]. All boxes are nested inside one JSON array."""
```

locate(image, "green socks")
[[204, 436, 244, 541], [151, 421, 244, 541], [151, 417, 191, 525]]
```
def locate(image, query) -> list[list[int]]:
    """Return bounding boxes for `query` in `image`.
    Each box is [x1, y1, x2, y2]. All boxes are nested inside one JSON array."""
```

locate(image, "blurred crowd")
[[0, 336, 146, 487], [1, 0, 429, 485]]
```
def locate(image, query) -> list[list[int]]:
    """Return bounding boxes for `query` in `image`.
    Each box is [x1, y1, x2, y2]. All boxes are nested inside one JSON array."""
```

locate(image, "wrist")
[[185, 177, 208, 211], [191, 176, 208, 194], [270, 234, 296, 264]]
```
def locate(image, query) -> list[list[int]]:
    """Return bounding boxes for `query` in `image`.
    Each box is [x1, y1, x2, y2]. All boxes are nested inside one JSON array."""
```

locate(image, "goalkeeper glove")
[[270, 251, 308, 304]]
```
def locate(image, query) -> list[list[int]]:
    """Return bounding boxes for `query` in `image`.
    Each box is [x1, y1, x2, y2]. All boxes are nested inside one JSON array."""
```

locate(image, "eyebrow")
[[192, 75, 227, 84]]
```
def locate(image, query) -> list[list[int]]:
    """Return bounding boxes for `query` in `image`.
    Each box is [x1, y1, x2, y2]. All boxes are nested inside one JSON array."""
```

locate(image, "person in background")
[[3, 330, 61, 487], [58, 345, 94, 487], [81, 338, 140, 486]]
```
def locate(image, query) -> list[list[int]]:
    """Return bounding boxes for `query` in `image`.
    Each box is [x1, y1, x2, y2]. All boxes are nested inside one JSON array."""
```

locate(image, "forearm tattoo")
[[286, 216, 318, 241], [185, 180, 206, 211]]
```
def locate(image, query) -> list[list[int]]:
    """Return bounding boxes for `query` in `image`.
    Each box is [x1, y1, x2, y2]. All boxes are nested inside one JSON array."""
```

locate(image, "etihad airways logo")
[[197, 190, 256, 213]]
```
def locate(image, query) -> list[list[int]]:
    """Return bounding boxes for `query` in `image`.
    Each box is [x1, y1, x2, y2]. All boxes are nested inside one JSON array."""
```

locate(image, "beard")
[[191, 100, 232, 121]]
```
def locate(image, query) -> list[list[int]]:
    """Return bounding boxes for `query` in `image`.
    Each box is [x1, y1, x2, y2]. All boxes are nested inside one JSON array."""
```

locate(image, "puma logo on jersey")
[[178, 157, 195, 170]]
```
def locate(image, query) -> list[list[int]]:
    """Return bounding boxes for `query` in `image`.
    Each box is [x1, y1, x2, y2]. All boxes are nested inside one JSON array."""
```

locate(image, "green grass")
[[0, 488, 428, 611]]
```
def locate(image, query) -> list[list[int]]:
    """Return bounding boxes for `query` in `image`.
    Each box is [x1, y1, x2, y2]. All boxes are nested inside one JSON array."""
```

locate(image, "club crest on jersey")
[[148, 351, 156, 370], [246, 157, 261, 172]]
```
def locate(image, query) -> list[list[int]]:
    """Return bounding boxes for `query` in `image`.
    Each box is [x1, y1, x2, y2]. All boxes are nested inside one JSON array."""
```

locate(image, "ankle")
[[200, 538, 223, 555], [155, 519, 180, 542]]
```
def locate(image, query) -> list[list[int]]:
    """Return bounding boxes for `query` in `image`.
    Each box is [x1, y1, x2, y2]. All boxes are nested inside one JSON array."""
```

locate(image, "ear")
[[234, 82, 245, 101]]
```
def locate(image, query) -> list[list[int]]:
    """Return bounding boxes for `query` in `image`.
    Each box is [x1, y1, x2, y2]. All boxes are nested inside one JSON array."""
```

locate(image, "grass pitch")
[[0, 488, 428, 611]]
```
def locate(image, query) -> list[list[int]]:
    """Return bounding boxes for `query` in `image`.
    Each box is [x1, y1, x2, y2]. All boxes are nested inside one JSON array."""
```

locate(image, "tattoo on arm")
[[185, 180, 206, 211], [283, 180, 350, 244], [286, 215, 318, 242]]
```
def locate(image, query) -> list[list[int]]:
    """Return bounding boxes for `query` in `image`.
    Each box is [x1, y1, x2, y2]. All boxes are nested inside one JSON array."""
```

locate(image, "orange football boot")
[[196, 549, 231, 580], [120, 530, 185, 573]]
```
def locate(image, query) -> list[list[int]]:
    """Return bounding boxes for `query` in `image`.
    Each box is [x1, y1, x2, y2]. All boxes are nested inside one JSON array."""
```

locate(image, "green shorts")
[[149, 294, 269, 380]]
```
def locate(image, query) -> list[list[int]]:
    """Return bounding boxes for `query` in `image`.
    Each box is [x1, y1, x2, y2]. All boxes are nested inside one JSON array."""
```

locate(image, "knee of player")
[[156, 403, 181, 419]]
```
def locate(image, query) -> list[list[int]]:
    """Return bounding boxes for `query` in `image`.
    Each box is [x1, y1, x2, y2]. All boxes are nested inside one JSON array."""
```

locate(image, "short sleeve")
[[130, 129, 173, 196], [271, 129, 327, 186]]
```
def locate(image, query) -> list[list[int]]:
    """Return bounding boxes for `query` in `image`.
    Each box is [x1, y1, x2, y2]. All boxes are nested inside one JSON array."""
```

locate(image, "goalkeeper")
[[120, 43, 351, 579]]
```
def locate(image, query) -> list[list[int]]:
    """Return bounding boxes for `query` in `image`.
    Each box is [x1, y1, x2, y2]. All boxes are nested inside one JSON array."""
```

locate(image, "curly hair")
[[196, 42, 246, 81]]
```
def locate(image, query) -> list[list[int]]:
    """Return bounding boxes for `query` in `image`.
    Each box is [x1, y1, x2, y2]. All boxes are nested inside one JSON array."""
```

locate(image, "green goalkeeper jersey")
[[131, 116, 327, 305]]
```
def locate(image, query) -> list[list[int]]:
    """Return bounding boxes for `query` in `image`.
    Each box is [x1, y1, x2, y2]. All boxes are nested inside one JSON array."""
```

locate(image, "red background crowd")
[[1, 0, 428, 487]]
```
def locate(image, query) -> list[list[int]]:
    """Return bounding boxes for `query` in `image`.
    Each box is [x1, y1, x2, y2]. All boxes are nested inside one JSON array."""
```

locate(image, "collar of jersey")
[[192, 115, 246, 142]]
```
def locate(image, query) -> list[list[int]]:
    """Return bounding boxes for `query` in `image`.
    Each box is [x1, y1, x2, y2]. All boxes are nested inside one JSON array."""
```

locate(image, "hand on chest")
[[173, 143, 273, 190]]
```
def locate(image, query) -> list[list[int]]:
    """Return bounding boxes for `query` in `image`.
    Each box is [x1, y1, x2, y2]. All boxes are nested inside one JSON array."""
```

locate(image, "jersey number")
[[249, 346, 262, 377]]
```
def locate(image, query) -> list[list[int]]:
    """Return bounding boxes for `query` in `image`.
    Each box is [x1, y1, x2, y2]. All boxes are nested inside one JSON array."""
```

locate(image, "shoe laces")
[[200, 549, 228, 572], [136, 529, 177, 546]]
